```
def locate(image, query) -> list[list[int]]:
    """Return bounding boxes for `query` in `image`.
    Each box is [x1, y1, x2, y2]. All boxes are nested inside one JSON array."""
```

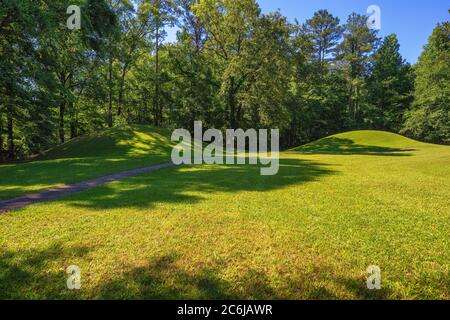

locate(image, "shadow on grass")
[[334, 276, 394, 300], [97, 254, 289, 300], [63, 158, 336, 210], [0, 126, 174, 200], [294, 137, 415, 156], [0, 244, 92, 299], [92, 255, 396, 299], [0, 245, 394, 299], [0, 155, 170, 200], [0, 133, 413, 200], [97, 249, 402, 299]]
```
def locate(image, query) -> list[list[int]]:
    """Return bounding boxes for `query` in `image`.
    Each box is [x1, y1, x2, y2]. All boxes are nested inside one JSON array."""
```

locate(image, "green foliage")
[[338, 13, 379, 126], [286, 10, 347, 147], [367, 34, 414, 131], [302, 9, 343, 62], [0, 3, 449, 300], [402, 23, 450, 144], [0, 2, 447, 161], [0, 0, 117, 159]]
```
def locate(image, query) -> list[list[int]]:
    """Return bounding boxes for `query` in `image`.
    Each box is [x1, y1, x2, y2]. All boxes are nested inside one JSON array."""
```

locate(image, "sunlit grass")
[[0, 126, 175, 200], [0, 130, 449, 299]]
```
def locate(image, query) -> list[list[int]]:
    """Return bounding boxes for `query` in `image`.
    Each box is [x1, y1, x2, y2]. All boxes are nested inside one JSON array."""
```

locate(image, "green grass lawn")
[[0, 129, 449, 299], [0, 125, 175, 200]]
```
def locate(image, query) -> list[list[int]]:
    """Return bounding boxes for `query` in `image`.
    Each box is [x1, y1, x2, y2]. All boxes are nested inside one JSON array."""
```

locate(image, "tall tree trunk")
[[7, 112, 14, 160], [354, 86, 359, 124], [58, 72, 68, 144], [108, 55, 113, 128], [59, 102, 65, 143], [0, 110, 3, 162], [70, 101, 77, 139], [70, 122, 77, 139], [154, 30, 160, 126], [153, 0, 161, 127], [348, 82, 354, 126], [228, 77, 236, 128], [117, 65, 127, 117]]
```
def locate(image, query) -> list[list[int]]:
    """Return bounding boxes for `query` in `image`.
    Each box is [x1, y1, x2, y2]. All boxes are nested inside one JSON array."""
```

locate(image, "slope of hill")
[[0, 126, 175, 200], [1, 129, 445, 201], [41, 125, 175, 159], [291, 130, 430, 155]]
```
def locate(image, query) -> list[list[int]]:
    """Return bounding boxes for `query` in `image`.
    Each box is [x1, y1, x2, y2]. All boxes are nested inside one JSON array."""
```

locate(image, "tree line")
[[0, 0, 449, 161]]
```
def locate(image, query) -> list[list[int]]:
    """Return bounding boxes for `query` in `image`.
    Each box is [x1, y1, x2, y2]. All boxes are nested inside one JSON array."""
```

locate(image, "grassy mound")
[[0, 125, 175, 200], [42, 125, 174, 159], [291, 130, 429, 155]]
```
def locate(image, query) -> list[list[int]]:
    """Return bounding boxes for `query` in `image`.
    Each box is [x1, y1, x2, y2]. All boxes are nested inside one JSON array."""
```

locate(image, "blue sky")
[[258, 0, 449, 64], [167, 0, 449, 64]]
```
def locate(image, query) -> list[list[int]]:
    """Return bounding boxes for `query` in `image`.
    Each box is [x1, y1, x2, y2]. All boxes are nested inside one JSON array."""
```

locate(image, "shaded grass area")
[[0, 246, 394, 300], [0, 126, 175, 200], [0, 244, 91, 299], [65, 158, 333, 210], [0, 130, 449, 299]]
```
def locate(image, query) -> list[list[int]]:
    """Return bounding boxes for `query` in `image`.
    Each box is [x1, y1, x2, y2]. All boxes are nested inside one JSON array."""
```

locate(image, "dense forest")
[[0, 0, 449, 161]]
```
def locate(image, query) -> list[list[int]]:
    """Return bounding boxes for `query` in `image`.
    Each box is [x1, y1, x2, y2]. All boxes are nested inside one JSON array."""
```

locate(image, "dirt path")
[[0, 162, 175, 213]]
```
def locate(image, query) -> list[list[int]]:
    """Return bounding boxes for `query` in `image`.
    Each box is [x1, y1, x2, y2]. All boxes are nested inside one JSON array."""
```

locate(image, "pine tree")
[[402, 22, 450, 143], [338, 13, 379, 127], [302, 9, 342, 63], [368, 34, 414, 131]]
